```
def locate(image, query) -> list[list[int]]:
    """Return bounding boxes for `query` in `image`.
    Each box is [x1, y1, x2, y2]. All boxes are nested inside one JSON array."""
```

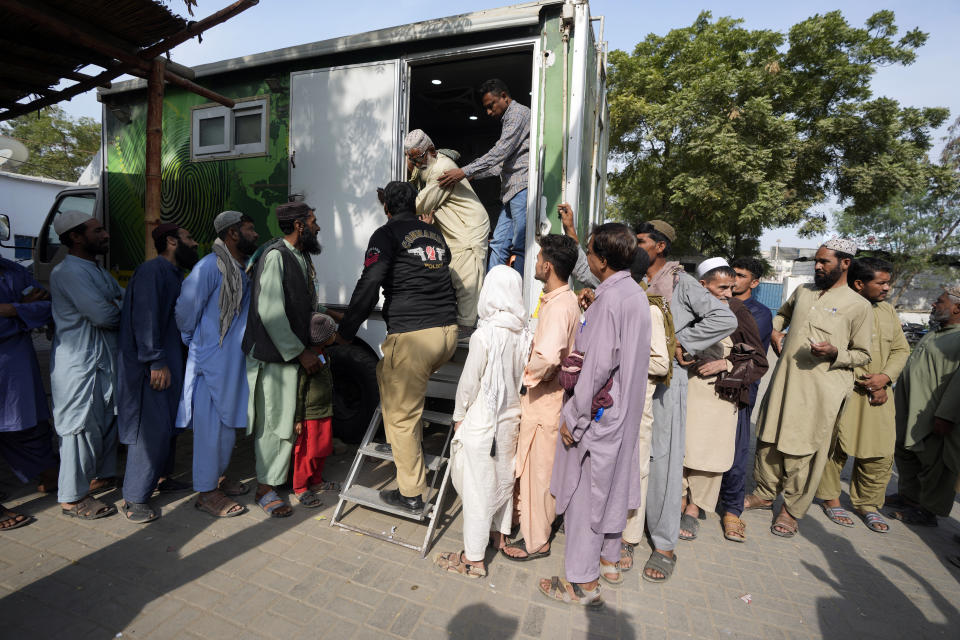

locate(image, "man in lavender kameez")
[[538, 223, 651, 607], [0, 257, 58, 529]]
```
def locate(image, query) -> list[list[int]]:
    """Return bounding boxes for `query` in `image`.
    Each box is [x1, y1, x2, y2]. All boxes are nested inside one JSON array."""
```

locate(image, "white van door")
[[289, 60, 401, 310]]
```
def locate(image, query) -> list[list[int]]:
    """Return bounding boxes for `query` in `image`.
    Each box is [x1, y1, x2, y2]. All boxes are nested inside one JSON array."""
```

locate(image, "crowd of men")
[[0, 77, 958, 611]]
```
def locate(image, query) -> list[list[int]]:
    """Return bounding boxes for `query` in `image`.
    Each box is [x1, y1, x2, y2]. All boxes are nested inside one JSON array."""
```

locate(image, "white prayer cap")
[[822, 236, 858, 256], [695, 257, 729, 280], [53, 210, 94, 236], [403, 129, 433, 153]]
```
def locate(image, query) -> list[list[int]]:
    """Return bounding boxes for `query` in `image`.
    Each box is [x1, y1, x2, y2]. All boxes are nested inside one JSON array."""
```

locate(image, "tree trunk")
[[144, 58, 165, 261]]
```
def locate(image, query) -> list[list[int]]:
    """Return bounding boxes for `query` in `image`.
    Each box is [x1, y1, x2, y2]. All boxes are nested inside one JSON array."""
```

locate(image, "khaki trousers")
[[753, 435, 832, 519], [681, 469, 723, 513], [449, 246, 485, 327], [815, 440, 893, 512], [622, 380, 656, 545], [378, 325, 458, 498], [516, 424, 558, 552]]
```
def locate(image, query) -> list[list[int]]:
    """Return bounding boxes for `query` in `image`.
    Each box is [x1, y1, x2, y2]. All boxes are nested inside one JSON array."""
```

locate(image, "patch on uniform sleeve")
[[364, 248, 381, 267]]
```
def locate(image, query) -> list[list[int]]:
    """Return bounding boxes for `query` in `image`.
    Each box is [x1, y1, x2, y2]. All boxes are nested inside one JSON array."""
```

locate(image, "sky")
[[53, 0, 960, 250]]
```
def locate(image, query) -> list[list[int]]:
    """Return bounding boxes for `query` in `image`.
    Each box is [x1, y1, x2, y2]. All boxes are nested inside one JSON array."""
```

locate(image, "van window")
[[192, 97, 268, 160], [44, 193, 96, 262]]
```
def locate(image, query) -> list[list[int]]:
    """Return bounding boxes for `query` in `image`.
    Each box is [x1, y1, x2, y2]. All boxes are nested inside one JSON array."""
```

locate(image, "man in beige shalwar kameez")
[[502, 235, 580, 560], [404, 130, 490, 331], [746, 237, 872, 538], [815, 257, 909, 533]]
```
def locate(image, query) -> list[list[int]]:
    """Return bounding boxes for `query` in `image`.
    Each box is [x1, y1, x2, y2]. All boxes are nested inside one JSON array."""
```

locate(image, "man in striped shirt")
[[438, 78, 530, 275]]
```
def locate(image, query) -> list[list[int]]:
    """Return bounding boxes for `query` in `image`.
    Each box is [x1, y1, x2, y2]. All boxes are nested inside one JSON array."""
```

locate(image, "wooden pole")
[[144, 58, 165, 261]]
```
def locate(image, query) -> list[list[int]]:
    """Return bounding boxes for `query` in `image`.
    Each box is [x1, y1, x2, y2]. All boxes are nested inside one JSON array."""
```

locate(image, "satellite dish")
[[0, 135, 29, 170]]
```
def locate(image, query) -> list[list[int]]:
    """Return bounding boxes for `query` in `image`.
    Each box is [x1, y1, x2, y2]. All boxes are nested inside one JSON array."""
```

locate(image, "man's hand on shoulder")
[[437, 168, 466, 189]]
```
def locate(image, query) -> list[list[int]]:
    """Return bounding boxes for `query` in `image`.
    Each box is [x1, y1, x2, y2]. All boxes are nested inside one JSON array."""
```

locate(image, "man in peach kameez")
[[502, 235, 580, 560]]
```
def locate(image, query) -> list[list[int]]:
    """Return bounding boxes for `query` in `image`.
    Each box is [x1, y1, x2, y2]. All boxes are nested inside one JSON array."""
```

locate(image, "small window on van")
[[191, 98, 268, 160], [44, 193, 96, 262]]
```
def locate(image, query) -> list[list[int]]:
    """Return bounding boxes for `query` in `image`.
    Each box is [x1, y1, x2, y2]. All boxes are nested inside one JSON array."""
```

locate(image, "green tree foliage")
[[0, 105, 100, 182], [607, 10, 950, 257], [835, 115, 960, 306]]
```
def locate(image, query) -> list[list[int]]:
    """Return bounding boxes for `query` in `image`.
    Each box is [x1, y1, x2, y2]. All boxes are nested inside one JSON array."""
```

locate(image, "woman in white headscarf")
[[434, 265, 532, 578]]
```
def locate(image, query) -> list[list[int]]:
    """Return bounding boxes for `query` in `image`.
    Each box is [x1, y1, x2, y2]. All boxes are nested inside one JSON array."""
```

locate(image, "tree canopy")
[[0, 105, 100, 182], [835, 115, 960, 306], [607, 10, 950, 257]]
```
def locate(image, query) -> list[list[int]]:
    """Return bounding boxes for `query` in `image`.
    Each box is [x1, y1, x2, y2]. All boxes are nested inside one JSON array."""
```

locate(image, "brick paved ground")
[[1, 339, 958, 639]]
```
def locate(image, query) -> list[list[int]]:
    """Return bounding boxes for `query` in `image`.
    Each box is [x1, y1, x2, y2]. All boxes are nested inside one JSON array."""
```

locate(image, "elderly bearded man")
[[746, 237, 872, 538], [404, 129, 490, 332], [244, 202, 323, 518], [887, 287, 960, 527]]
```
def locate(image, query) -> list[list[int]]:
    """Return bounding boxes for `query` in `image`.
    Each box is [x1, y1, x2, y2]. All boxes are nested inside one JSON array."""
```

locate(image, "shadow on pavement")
[[800, 517, 958, 638]]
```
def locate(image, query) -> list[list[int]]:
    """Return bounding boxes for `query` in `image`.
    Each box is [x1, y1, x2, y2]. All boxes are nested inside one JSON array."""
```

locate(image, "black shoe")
[[374, 443, 393, 454], [380, 489, 424, 513]]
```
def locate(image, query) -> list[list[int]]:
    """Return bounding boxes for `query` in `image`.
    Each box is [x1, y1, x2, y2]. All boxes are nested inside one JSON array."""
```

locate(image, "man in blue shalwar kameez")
[[51, 212, 124, 520], [0, 257, 58, 529], [117, 223, 198, 523], [176, 211, 258, 517]]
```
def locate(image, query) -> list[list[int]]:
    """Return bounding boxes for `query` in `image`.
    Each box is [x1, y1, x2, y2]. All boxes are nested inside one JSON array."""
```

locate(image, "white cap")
[[403, 129, 433, 153], [53, 210, 95, 236], [695, 257, 729, 280]]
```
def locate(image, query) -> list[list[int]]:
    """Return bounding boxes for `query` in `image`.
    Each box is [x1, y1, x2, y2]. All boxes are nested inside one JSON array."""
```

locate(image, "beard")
[[813, 265, 842, 290], [174, 242, 199, 270], [301, 230, 322, 255], [930, 309, 950, 327], [237, 233, 259, 258]]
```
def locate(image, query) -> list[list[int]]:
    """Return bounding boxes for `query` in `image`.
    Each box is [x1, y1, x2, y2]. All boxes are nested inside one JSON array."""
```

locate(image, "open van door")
[[288, 60, 401, 442], [33, 186, 101, 286]]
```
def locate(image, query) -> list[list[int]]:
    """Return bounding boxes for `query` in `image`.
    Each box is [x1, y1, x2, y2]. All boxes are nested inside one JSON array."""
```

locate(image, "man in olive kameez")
[[815, 257, 910, 533], [745, 237, 872, 538], [887, 287, 960, 527]]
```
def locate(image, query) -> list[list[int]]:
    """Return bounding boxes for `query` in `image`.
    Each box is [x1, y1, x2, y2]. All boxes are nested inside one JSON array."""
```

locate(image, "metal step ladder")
[[330, 352, 464, 557]]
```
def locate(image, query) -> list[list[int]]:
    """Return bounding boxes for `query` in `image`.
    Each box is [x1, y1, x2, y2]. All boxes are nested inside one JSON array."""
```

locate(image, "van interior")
[[406, 50, 534, 227]]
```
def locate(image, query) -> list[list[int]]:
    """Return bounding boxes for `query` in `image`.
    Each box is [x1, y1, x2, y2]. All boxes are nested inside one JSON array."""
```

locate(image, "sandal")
[[642, 550, 677, 583], [122, 501, 158, 524], [195, 491, 247, 518], [219, 477, 249, 496], [619, 542, 635, 571], [743, 494, 773, 511], [887, 506, 937, 527], [501, 539, 550, 562], [722, 514, 746, 543], [295, 490, 322, 508], [62, 495, 116, 520], [860, 511, 889, 533], [156, 478, 191, 493], [770, 511, 798, 538], [88, 477, 116, 494], [256, 490, 293, 518], [0, 507, 35, 531], [820, 504, 856, 528], [884, 493, 917, 509], [679, 513, 699, 541], [599, 561, 622, 585], [538, 576, 603, 607], [309, 481, 341, 492], [434, 551, 487, 579]]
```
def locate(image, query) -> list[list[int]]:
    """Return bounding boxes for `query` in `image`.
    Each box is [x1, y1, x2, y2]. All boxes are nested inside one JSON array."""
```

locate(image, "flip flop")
[[599, 562, 622, 585], [500, 539, 550, 562], [538, 576, 603, 607], [770, 511, 798, 538], [860, 511, 889, 533], [0, 508, 35, 531], [619, 542, 635, 572], [642, 550, 677, 583], [256, 490, 293, 518], [434, 551, 486, 579], [295, 489, 322, 508], [820, 504, 856, 528], [679, 513, 700, 541]]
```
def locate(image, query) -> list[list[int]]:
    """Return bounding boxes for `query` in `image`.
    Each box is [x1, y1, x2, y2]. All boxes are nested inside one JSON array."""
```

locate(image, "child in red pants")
[[293, 313, 340, 507]]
